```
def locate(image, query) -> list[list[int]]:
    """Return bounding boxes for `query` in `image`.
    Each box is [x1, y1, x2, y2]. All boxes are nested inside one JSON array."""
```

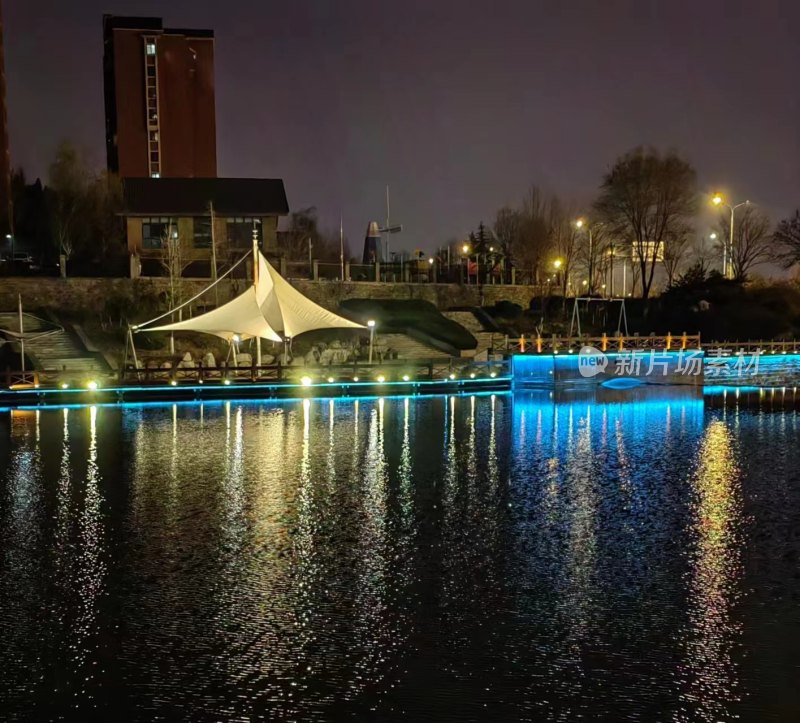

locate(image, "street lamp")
[[575, 218, 595, 294], [711, 193, 750, 279], [462, 243, 472, 285], [367, 319, 376, 363]]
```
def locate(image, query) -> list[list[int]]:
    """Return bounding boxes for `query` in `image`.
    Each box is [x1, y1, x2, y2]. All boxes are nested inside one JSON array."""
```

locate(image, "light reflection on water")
[[0, 390, 798, 720]]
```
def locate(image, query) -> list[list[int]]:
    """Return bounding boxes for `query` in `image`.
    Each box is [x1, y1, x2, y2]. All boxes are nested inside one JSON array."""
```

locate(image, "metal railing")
[[2, 370, 39, 388], [119, 357, 510, 385], [506, 333, 703, 354]]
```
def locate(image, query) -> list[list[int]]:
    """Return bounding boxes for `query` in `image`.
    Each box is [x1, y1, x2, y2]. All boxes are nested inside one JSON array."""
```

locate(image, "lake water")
[[1, 389, 799, 721]]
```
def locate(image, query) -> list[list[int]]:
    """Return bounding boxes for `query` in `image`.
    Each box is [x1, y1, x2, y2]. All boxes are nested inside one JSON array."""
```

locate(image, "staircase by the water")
[[375, 333, 450, 361], [0, 313, 110, 374], [443, 311, 502, 360]]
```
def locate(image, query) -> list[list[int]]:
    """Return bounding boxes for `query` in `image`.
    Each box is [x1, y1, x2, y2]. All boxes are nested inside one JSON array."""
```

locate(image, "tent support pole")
[[129, 327, 141, 381], [256, 337, 262, 367], [18, 294, 25, 374]]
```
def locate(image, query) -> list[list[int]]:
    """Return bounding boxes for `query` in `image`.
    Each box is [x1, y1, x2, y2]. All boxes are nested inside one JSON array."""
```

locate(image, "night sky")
[[5, 0, 799, 251]]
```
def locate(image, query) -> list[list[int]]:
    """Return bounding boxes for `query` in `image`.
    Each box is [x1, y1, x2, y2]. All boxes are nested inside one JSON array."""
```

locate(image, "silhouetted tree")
[[714, 205, 773, 280], [594, 147, 697, 299], [774, 210, 800, 269], [86, 171, 124, 265], [661, 227, 692, 287], [47, 141, 92, 276]]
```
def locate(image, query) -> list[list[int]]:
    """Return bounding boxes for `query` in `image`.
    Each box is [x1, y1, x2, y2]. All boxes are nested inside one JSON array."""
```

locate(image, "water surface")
[[1, 390, 799, 721]]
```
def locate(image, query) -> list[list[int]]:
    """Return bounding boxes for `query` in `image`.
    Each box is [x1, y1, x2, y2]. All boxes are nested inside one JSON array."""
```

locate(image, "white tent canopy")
[[144, 252, 365, 341]]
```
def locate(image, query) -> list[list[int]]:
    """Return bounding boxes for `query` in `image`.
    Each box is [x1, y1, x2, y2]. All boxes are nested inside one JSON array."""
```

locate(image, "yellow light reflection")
[[679, 420, 743, 719]]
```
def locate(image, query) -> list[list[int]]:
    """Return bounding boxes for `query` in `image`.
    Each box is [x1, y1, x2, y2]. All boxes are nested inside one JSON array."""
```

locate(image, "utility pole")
[[339, 213, 345, 281], [18, 293, 24, 373], [209, 201, 219, 306], [385, 185, 390, 262], [253, 221, 261, 367]]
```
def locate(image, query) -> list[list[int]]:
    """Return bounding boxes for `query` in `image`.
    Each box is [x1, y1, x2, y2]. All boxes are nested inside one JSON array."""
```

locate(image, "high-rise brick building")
[[103, 15, 217, 179], [0, 1, 11, 236]]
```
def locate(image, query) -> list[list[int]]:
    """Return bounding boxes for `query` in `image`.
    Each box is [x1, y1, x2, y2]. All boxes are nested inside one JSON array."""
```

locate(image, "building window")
[[141, 217, 175, 249], [146, 42, 156, 56], [193, 217, 213, 248], [226, 217, 262, 248]]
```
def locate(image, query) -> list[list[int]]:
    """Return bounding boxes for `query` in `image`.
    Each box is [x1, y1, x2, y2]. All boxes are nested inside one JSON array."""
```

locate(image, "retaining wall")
[[0, 276, 542, 316]]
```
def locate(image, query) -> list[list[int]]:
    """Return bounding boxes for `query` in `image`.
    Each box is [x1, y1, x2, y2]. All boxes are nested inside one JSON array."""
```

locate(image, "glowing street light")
[[553, 258, 563, 269], [367, 319, 376, 363], [574, 218, 596, 293], [710, 192, 750, 279]]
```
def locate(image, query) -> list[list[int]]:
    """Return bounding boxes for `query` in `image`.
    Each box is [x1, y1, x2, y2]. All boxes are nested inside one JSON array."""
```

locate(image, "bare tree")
[[715, 205, 773, 280], [549, 198, 581, 297], [160, 221, 192, 311], [687, 233, 717, 276], [594, 147, 697, 299], [575, 220, 611, 294], [773, 210, 800, 269], [661, 227, 692, 287], [47, 141, 91, 277], [493, 206, 521, 261], [86, 170, 124, 264]]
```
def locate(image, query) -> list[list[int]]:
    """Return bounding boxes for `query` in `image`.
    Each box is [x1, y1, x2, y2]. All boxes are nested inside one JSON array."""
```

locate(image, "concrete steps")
[[375, 333, 450, 361], [0, 312, 109, 373], [442, 311, 503, 360], [443, 310, 486, 335]]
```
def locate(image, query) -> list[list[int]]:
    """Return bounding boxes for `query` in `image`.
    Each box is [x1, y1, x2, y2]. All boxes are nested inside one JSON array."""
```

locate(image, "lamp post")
[[462, 243, 470, 285], [367, 319, 376, 363], [575, 219, 593, 294], [607, 244, 615, 298], [711, 193, 750, 280], [553, 258, 563, 295]]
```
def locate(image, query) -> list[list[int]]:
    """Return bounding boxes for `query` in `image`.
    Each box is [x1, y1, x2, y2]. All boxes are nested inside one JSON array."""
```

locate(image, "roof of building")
[[103, 15, 214, 39], [121, 178, 290, 216]]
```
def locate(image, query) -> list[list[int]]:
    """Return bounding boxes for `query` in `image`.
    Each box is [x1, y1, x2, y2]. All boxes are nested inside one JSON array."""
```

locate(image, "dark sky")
[[5, 0, 799, 251]]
